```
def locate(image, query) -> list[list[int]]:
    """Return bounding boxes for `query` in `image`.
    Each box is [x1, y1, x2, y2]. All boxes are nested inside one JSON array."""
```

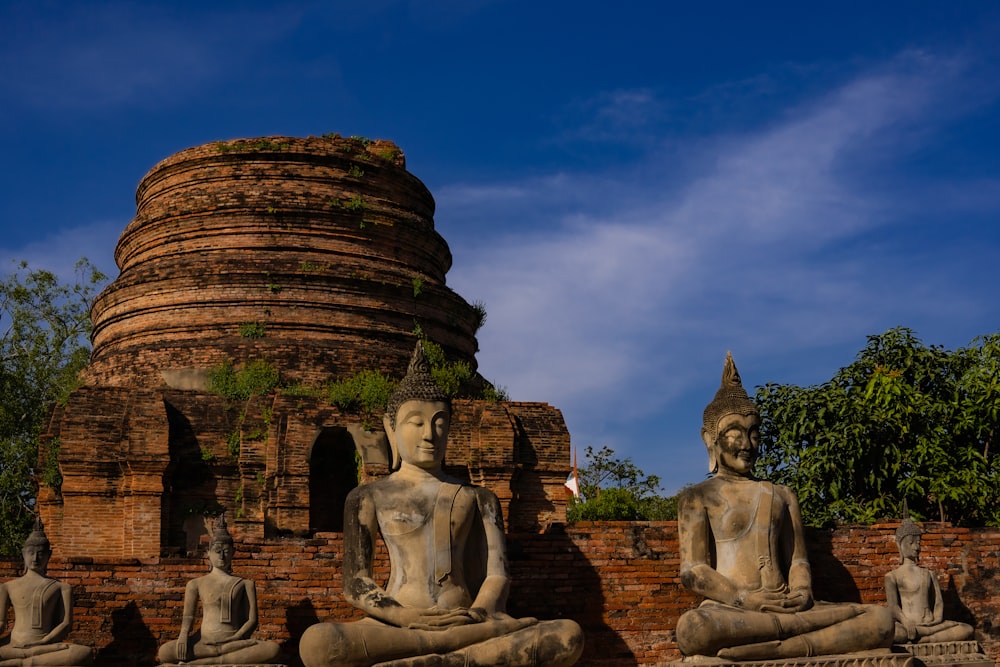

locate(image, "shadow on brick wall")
[[943, 574, 976, 627], [508, 526, 637, 667], [805, 529, 862, 603], [96, 601, 158, 667], [282, 598, 320, 667]]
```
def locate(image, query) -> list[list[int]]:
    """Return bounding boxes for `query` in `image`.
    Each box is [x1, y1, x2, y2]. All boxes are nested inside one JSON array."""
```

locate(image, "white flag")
[[564, 470, 580, 499]]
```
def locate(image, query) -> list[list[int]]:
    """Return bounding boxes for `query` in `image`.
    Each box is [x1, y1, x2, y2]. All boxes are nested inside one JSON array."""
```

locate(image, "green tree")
[[0, 259, 107, 554], [755, 327, 1000, 527], [567, 445, 678, 521]]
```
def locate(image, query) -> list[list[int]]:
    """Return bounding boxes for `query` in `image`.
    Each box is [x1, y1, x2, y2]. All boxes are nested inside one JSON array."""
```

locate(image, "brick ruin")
[[25, 136, 1000, 667], [4, 522, 1000, 667], [37, 135, 572, 559]]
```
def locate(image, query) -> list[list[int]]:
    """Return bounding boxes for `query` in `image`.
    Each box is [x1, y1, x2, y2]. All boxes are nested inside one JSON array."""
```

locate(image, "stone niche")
[[37, 136, 572, 558]]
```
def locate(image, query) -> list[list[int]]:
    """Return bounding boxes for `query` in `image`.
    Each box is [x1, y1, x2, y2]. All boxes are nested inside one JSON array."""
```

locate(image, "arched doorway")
[[309, 427, 359, 533]]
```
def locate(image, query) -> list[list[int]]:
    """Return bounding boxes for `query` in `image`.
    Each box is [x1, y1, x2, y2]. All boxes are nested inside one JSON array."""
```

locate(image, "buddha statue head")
[[895, 503, 922, 562], [383, 341, 451, 471], [702, 352, 760, 475], [208, 513, 234, 573], [23, 516, 52, 574]]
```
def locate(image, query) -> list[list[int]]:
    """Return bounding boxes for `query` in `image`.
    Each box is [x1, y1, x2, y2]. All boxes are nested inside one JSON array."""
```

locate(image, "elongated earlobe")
[[383, 413, 400, 470], [702, 428, 718, 474]]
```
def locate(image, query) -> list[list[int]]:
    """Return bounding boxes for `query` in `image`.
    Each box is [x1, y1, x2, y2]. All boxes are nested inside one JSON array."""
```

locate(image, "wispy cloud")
[[554, 88, 670, 145], [440, 50, 1000, 483], [0, 220, 120, 284]]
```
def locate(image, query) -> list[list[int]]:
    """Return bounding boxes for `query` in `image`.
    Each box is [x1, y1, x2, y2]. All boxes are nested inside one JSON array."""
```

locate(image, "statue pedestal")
[[669, 649, 917, 667], [893, 641, 993, 667], [160, 663, 287, 667]]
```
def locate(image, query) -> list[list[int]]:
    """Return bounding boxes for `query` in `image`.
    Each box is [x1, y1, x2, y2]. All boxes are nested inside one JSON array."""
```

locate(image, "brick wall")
[[3, 522, 998, 667], [84, 135, 479, 389], [39, 394, 572, 559]]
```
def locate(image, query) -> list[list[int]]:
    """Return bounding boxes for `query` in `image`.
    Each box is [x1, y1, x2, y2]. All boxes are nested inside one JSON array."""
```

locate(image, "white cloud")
[[554, 88, 669, 144], [440, 51, 1000, 486], [0, 220, 120, 284]]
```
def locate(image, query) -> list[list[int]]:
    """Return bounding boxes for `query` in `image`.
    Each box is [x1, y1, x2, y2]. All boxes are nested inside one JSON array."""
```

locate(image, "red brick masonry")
[[2, 521, 996, 667]]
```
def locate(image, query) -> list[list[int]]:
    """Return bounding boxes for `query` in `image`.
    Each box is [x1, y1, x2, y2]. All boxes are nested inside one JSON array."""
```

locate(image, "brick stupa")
[[38, 136, 571, 558]]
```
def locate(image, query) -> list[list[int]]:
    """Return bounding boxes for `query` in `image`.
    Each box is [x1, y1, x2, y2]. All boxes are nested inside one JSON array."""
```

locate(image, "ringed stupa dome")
[[84, 135, 480, 387]]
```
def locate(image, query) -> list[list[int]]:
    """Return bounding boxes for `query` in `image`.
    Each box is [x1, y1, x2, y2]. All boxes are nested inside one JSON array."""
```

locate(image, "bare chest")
[[708, 482, 784, 542], [375, 485, 476, 538]]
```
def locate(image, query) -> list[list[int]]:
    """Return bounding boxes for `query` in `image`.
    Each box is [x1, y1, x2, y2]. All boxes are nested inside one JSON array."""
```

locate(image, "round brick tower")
[[85, 135, 480, 387]]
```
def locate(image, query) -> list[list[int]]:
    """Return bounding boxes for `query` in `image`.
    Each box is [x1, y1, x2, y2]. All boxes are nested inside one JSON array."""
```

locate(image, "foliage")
[[755, 327, 1000, 527], [566, 445, 677, 522], [569, 487, 644, 520], [326, 369, 398, 426], [481, 382, 510, 403], [208, 359, 280, 401], [238, 321, 266, 339], [214, 139, 290, 153], [0, 259, 107, 554], [375, 146, 402, 162], [471, 300, 488, 333], [280, 382, 322, 398], [299, 260, 330, 272], [40, 438, 63, 490], [343, 196, 367, 212], [573, 445, 662, 500], [420, 338, 474, 398], [226, 430, 241, 458]]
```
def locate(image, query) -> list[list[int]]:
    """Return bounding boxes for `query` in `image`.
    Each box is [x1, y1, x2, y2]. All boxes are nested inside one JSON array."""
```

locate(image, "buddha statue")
[[0, 517, 93, 666], [157, 514, 283, 665], [885, 510, 973, 644], [298, 342, 584, 667], [675, 353, 894, 660]]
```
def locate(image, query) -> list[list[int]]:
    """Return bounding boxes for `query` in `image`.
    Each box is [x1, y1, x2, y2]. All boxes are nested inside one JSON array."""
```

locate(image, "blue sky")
[[2, 1, 999, 493]]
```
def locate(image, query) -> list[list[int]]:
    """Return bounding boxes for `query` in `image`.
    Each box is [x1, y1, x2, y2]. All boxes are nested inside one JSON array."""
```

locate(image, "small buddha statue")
[[298, 342, 584, 667], [0, 517, 93, 666], [885, 509, 974, 644], [157, 514, 282, 665], [675, 353, 894, 660]]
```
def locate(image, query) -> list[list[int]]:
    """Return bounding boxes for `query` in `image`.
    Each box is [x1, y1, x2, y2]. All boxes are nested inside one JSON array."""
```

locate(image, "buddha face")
[[713, 413, 760, 477], [389, 399, 450, 470], [898, 533, 921, 561], [22, 544, 51, 575], [208, 540, 234, 572]]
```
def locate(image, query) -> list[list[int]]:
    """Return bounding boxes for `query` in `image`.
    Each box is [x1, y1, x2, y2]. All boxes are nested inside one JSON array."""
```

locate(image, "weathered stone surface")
[[0, 519, 93, 667], [157, 516, 281, 665], [297, 344, 584, 667], [886, 513, 975, 646], [901, 641, 987, 658], [676, 354, 894, 660], [667, 649, 916, 667], [895, 641, 993, 667]]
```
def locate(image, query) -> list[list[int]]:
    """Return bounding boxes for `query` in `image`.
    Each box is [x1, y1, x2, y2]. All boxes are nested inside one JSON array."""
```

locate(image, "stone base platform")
[[894, 641, 993, 667], [160, 663, 288, 667], [666, 649, 917, 667]]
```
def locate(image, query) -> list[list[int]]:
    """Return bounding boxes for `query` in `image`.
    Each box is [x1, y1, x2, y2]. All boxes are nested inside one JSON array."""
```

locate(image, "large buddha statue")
[[299, 342, 584, 667], [0, 518, 93, 666], [885, 511, 973, 644], [157, 514, 283, 665], [676, 353, 894, 661]]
